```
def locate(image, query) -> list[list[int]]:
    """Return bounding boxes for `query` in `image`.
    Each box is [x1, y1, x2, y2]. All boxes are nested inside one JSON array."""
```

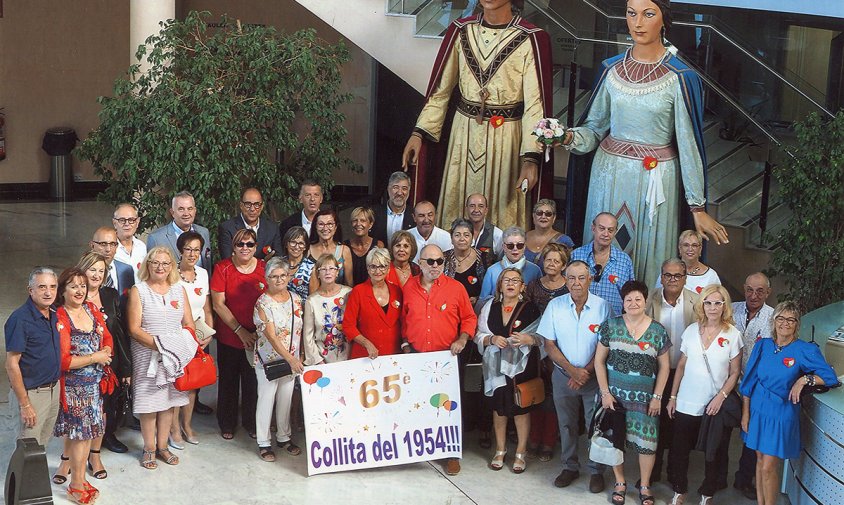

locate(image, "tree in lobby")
[[769, 111, 844, 311], [78, 11, 353, 233]]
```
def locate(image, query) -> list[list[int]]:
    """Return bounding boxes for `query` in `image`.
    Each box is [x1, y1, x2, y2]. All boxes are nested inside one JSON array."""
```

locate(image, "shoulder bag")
[[511, 303, 545, 408], [256, 297, 296, 382], [174, 327, 217, 391]]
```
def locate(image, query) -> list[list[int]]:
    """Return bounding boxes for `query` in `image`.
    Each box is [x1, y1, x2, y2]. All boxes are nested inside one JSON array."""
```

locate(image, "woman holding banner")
[[474, 267, 542, 474]]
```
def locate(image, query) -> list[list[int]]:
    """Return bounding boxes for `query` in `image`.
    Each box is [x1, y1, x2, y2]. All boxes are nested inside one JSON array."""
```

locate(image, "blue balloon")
[[316, 377, 331, 388]]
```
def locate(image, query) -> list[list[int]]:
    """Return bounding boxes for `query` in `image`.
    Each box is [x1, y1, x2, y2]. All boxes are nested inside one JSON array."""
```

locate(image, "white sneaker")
[[699, 496, 712, 505], [670, 492, 685, 505]]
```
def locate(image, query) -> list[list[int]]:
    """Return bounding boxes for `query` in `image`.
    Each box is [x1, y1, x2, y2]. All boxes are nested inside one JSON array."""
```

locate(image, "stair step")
[[387, 0, 432, 16], [745, 202, 790, 249], [715, 171, 780, 227], [709, 157, 763, 204]]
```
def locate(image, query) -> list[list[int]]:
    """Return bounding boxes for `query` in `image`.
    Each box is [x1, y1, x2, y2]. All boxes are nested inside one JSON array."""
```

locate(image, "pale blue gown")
[[567, 63, 706, 287]]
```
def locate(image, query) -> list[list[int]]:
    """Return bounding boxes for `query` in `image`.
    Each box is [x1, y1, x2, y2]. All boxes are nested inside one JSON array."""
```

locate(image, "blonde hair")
[[139, 246, 180, 285], [694, 284, 734, 329], [314, 253, 340, 274], [350, 206, 375, 225], [772, 301, 802, 339], [679, 229, 703, 245], [76, 251, 108, 273], [494, 267, 524, 301], [366, 247, 391, 268], [538, 242, 569, 269]]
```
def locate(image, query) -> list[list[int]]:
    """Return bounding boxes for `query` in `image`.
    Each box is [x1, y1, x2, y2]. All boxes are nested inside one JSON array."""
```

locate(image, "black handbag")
[[256, 297, 296, 381]]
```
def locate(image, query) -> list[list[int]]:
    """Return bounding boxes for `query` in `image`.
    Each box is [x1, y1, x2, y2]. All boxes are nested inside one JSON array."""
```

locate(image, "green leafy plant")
[[769, 111, 844, 311], [77, 11, 353, 237]]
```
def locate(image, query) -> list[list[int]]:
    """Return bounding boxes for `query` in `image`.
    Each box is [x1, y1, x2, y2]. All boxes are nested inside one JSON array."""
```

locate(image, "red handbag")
[[174, 328, 217, 391]]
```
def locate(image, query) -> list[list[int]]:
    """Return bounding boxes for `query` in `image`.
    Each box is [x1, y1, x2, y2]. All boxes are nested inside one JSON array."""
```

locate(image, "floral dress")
[[54, 305, 105, 440], [302, 285, 352, 365], [599, 316, 671, 454]]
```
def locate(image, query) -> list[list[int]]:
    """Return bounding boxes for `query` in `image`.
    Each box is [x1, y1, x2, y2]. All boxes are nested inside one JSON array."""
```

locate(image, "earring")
[[518, 293, 524, 301]]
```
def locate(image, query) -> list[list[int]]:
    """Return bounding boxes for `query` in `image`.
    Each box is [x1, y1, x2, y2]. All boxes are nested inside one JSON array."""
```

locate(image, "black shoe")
[[589, 473, 605, 493], [102, 434, 128, 453], [734, 482, 756, 500], [194, 400, 213, 415], [129, 417, 142, 432], [554, 469, 579, 488]]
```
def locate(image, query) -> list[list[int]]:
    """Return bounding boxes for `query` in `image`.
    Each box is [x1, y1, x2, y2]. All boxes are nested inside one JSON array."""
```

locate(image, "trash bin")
[[42, 127, 78, 200]]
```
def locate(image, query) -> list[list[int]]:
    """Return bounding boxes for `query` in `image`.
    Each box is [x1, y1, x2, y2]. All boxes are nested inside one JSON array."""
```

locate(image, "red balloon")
[[303, 370, 323, 385]]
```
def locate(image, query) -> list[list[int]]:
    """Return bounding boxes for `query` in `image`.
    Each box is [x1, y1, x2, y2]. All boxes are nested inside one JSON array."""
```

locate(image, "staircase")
[[299, 0, 834, 252]]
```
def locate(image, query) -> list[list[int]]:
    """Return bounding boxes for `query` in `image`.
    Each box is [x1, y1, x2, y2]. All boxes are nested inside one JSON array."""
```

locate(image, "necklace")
[[455, 250, 473, 266], [473, 13, 519, 124], [179, 267, 196, 283], [773, 337, 795, 354], [621, 47, 669, 84], [625, 316, 649, 339]]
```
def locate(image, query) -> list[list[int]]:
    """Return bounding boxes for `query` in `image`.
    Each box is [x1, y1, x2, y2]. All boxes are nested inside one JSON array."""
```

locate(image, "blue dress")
[[740, 338, 839, 459]]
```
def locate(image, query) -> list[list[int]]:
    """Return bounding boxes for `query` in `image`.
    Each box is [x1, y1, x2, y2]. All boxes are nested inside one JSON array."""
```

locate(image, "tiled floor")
[[0, 200, 785, 504]]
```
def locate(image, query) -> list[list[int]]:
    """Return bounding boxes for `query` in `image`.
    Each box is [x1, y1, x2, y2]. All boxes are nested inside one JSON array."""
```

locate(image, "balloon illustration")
[[443, 400, 458, 413], [316, 377, 331, 389], [430, 393, 453, 416], [303, 370, 323, 392]]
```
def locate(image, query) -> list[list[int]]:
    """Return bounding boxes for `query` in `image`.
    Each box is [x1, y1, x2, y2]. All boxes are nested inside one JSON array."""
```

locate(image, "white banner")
[[301, 351, 463, 475]]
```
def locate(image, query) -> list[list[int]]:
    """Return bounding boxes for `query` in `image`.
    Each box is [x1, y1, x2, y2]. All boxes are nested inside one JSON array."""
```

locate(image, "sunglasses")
[[703, 300, 725, 307], [504, 242, 525, 250], [421, 258, 445, 266], [594, 264, 604, 282], [235, 241, 257, 248], [534, 210, 554, 218]]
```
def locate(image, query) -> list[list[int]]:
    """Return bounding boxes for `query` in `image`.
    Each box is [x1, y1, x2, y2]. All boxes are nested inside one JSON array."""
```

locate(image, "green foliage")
[[77, 11, 354, 237], [769, 111, 844, 311]]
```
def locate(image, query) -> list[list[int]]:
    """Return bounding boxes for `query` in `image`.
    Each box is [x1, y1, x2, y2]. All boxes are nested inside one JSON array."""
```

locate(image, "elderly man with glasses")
[[218, 187, 282, 260], [146, 190, 213, 271], [644, 257, 700, 484], [400, 244, 477, 476], [113, 203, 147, 283]]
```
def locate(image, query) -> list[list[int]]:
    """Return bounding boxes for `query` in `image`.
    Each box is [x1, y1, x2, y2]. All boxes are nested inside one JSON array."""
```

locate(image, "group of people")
[[4, 1, 839, 505]]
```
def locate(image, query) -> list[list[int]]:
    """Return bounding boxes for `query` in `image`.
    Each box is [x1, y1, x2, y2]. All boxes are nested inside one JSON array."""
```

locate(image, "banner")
[[301, 351, 462, 475]]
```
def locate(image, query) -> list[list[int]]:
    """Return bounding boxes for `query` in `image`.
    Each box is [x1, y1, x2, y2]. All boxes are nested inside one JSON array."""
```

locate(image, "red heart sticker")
[[136, 262, 141, 270], [122, 289, 128, 296], [468, 276, 477, 285], [170, 300, 179, 309], [755, 335, 762, 342], [292, 278, 301, 286], [638, 341, 651, 351], [696, 286, 703, 293], [194, 287, 202, 296], [608, 274, 619, 284], [588, 324, 600, 333], [334, 297, 344, 306], [718, 337, 728, 347], [643, 156, 658, 170], [783, 357, 795, 368]]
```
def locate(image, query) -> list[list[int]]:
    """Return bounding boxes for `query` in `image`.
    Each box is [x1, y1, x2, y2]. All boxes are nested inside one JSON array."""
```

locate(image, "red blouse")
[[210, 258, 266, 349]]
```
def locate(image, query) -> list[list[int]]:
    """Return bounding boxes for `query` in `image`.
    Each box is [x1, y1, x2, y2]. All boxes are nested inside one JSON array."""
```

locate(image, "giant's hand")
[[692, 210, 729, 245], [402, 135, 422, 171], [516, 161, 538, 193]]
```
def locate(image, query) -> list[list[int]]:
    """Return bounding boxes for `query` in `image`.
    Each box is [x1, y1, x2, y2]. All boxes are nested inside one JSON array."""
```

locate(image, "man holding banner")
[[401, 244, 478, 475]]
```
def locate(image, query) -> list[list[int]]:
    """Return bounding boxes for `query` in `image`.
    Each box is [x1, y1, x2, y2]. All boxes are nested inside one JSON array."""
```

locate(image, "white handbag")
[[589, 407, 624, 467]]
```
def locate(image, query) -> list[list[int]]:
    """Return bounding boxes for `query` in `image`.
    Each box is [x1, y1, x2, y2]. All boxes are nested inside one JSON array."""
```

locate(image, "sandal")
[[612, 481, 627, 505], [259, 446, 276, 462], [221, 432, 234, 440], [53, 454, 70, 484], [87, 449, 107, 479], [67, 485, 93, 504], [276, 440, 302, 456], [512, 452, 526, 474], [140, 449, 157, 470], [639, 485, 655, 505], [83, 481, 100, 500], [488, 450, 506, 471], [156, 448, 179, 465]]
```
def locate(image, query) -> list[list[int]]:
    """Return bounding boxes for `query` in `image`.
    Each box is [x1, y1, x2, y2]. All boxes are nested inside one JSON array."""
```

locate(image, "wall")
[[179, 0, 373, 187], [0, 0, 128, 184]]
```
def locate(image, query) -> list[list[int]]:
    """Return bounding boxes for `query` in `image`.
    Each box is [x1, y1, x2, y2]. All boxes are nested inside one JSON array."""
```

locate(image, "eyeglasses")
[[775, 316, 798, 325], [367, 264, 389, 272], [235, 241, 256, 248], [241, 201, 264, 209], [534, 210, 554, 218], [182, 247, 201, 254], [662, 272, 686, 282], [680, 242, 702, 250], [501, 277, 523, 285], [318, 266, 339, 273], [288, 241, 306, 248], [504, 242, 525, 250], [594, 264, 604, 282], [149, 261, 172, 269], [268, 274, 289, 282], [113, 217, 138, 225], [703, 300, 725, 307], [421, 258, 445, 266], [92, 241, 118, 249], [317, 222, 336, 229]]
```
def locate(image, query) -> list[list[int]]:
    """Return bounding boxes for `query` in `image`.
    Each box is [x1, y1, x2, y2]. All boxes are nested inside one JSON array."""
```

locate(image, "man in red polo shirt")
[[401, 244, 477, 475]]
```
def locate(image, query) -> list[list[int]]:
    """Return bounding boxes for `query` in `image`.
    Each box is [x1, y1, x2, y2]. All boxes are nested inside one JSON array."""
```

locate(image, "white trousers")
[[254, 368, 296, 447]]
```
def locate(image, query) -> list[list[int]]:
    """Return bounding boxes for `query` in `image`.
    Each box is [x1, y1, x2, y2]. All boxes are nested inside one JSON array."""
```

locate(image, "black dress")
[[444, 248, 487, 300], [485, 300, 542, 417], [344, 239, 377, 287]]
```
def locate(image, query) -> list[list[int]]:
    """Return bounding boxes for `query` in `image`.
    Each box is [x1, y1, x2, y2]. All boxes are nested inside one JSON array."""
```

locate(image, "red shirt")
[[210, 258, 266, 349], [401, 275, 477, 353], [345, 281, 403, 358]]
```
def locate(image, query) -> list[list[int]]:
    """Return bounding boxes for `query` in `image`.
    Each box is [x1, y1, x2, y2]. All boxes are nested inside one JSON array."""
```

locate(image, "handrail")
[[525, 0, 794, 157], [581, 0, 834, 119]]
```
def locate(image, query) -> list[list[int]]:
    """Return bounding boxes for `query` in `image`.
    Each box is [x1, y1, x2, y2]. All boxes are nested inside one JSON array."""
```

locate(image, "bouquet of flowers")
[[532, 118, 567, 160]]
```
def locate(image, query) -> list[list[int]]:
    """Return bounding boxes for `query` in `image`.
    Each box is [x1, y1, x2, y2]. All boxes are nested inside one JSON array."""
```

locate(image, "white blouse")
[[676, 323, 743, 416], [178, 266, 210, 322]]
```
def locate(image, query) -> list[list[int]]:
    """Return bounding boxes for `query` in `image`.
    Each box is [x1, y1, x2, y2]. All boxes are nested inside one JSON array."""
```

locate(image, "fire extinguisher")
[[0, 109, 6, 161]]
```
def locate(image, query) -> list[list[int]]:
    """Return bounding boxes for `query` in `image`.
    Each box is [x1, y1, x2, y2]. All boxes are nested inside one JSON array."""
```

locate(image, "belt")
[[599, 135, 677, 161], [30, 380, 58, 391], [456, 96, 524, 121]]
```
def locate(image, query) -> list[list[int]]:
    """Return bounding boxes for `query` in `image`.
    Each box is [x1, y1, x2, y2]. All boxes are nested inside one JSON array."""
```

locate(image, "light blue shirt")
[[570, 243, 634, 317], [536, 292, 610, 370], [170, 221, 193, 237], [479, 260, 542, 300]]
